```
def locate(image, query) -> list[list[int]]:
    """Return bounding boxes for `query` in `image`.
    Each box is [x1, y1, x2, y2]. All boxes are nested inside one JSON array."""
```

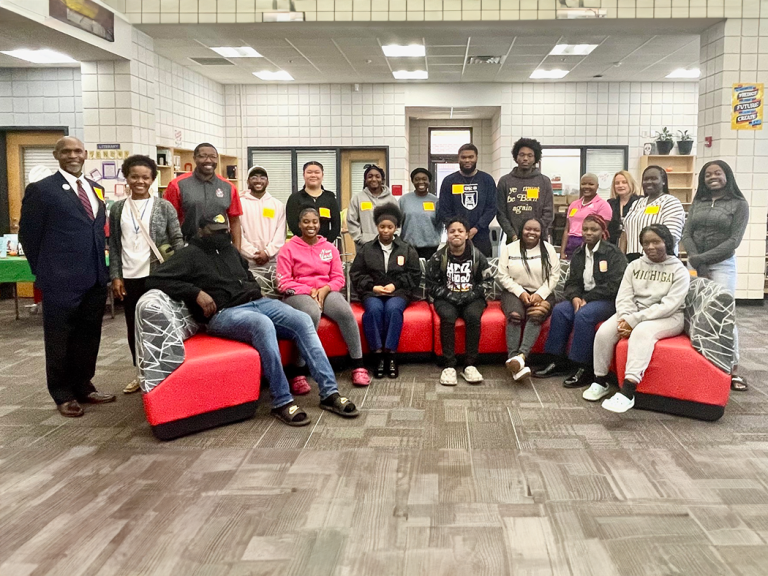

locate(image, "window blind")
[[23, 147, 58, 187], [249, 149, 293, 204]]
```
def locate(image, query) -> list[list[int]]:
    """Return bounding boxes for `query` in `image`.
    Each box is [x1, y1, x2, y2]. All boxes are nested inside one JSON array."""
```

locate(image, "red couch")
[[142, 334, 262, 440]]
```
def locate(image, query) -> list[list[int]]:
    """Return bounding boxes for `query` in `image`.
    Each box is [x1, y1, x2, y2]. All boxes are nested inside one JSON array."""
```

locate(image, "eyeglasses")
[[196, 154, 218, 161]]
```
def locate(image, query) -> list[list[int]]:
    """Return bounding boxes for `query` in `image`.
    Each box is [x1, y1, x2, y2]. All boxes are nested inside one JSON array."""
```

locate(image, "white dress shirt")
[[379, 240, 394, 272], [583, 241, 600, 292], [58, 168, 99, 216], [120, 197, 155, 279]]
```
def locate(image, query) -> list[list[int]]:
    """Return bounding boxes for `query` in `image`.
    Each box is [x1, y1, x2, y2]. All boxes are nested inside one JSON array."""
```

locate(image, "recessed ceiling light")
[[210, 46, 262, 58], [530, 69, 569, 79], [1, 49, 77, 64], [666, 68, 700, 79], [382, 44, 426, 58], [263, 12, 305, 22], [253, 70, 294, 81], [549, 44, 599, 56], [392, 70, 428, 80]]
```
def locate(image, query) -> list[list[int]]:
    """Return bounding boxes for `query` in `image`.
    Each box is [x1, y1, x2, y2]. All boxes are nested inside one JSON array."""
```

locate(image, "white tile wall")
[[408, 118, 494, 177], [0, 68, 83, 140]]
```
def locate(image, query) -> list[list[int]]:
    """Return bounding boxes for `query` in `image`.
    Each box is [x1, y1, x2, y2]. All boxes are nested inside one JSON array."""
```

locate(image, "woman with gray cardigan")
[[109, 155, 184, 394], [682, 160, 749, 391]]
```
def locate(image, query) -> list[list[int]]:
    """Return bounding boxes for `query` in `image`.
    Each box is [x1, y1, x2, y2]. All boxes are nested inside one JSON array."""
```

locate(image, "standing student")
[[399, 167, 442, 259], [239, 165, 286, 267], [534, 215, 627, 388], [19, 137, 116, 418], [286, 161, 341, 244], [607, 170, 640, 245], [347, 164, 399, 250], [426, 217, 493, 386], [583, 224, 690, 413], [496, 138, 554, 243], [621, 165, 686, 261], [681, 160, 749, 391], [350, 204, 422, 378], [497, 217, 561, 384], [109, 155, 184, 394], [163, 142, 242, 249], [437, 144, 497, 257], [560, 173, 613, 260], [277, 206, 371, 387]]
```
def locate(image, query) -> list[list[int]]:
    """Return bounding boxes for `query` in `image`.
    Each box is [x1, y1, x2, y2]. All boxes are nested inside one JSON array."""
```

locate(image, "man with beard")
[[163, 142, 243, 249], [437, 143, 497, 257], [496, 138, 554, 243], [239, 165, 286, 267]]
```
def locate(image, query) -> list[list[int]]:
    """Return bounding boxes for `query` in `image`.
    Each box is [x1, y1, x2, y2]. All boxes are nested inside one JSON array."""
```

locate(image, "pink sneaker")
[[351, 368, 371, 387], [290, 375, 311, 395]]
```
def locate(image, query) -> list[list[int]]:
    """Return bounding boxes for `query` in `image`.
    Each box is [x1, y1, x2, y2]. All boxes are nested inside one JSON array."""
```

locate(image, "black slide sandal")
[[320, 394, 359, 418], [271, 403, 311, 426]]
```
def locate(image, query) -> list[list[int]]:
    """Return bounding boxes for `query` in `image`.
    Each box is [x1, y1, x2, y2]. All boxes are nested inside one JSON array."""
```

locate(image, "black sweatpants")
[[434, 298, 487, 368]]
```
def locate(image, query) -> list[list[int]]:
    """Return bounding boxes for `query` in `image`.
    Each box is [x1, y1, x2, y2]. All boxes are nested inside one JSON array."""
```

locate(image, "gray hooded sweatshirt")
[[347, 185, 399, 246], [615, 254, 690, 328], [496, 167, 554, 241]]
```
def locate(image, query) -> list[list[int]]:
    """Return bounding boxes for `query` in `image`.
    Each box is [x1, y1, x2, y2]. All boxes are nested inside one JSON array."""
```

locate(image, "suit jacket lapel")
[[87, 178, 106, 221], [53, 172, 90, 223]]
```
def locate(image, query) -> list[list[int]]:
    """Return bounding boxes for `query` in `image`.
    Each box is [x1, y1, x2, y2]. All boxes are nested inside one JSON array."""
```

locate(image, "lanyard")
[[130, 198, 151, 234]]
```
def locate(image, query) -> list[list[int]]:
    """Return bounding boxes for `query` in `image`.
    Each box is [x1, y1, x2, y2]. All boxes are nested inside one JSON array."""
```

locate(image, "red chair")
[[142, 334, 261, 440], [614, 334, 730, 421], [432, 300, 507, 357]]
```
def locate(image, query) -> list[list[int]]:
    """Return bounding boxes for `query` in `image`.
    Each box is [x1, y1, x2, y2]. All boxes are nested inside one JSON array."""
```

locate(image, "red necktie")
[[76, 179, 95, 220]]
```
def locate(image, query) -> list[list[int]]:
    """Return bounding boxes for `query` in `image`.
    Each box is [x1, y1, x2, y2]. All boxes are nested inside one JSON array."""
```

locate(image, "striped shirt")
[[623, 194, 686, 255]]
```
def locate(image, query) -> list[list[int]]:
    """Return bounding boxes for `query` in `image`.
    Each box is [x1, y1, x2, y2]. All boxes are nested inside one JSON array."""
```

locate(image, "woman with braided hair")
[[534, 214, 627, 388], [583, 223, 689, 413]]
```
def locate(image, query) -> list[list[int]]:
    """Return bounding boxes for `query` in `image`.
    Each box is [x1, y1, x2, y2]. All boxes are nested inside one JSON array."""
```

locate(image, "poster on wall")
[[731, 83, 763, 130], [84, 146, 129, 206], [49, 0, 115, 42]]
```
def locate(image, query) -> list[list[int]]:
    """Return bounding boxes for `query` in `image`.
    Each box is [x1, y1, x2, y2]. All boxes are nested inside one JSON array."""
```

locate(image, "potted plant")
[[677, 130, 694, 155], [655, 127, 675, 155]]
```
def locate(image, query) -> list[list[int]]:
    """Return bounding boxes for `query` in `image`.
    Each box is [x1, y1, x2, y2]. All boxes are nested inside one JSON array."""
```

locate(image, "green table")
[[0, 257, 35, 319]]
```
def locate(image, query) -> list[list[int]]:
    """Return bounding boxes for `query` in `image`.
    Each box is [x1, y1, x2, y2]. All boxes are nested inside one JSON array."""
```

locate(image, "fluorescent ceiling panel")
[[1, 49, 76, 64], [549, 44, 599, 56], [382, 44, 426, 58], [530, 69, 569, 79], [253, 70, 294, 80], [210, 46, 262, 58], [392, 70, 428, 79]]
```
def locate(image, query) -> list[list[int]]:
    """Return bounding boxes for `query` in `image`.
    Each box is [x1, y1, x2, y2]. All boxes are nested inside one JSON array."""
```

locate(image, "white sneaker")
[[505, 354, 525, 376], [513, 366, 532, 383], [602, 393, 635, 413], [583, 382, 611, 402], [461, 366, 484, 384], [440, 368, 458, 386]]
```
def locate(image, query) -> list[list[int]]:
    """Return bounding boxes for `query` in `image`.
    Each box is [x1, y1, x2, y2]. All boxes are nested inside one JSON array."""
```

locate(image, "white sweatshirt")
[[497, 239, 561, 299], [616, 254, 690, 328]]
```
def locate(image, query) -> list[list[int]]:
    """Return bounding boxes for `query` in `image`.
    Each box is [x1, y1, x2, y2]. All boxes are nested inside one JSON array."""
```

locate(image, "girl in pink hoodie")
[[277, 206, 370, 388]]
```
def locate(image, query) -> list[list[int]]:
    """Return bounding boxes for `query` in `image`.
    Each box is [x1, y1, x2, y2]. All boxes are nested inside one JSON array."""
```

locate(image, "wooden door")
[[339, 149, 387, 260]]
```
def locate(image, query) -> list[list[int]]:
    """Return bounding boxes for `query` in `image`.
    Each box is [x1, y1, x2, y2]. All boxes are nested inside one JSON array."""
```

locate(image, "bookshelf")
[[639, 155, 696, 206]]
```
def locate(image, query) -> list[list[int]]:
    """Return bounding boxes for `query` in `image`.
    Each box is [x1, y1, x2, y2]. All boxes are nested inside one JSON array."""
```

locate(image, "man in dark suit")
[[19, 136, 116, 417]]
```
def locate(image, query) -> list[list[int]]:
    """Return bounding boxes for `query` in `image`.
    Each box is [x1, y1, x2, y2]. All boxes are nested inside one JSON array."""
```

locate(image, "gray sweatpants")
[[284, 292, 363, 360], [593, 312, 684, 383]]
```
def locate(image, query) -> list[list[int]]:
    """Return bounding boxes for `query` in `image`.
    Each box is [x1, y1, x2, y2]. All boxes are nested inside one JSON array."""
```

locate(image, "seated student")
[[146, 213, 359, 426], [350, 204, 421, 379], [497, 216, 561, 384], [426, 216, 493, 386], [277, 206, 370, 387], [239, 165, 286, 267], [399, 168, 442, 259], [347, 165, 399, 250], [582, 224, 690, 413], [534, 215, 627, 388]]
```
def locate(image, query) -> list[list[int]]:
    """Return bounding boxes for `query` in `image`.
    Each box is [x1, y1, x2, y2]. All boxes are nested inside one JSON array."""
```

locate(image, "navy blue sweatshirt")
[[437, 171, 497, 243]]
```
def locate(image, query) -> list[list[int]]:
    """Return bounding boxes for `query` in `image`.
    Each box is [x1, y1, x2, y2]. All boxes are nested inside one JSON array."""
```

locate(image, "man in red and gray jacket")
[[163, 142, 243, 249]]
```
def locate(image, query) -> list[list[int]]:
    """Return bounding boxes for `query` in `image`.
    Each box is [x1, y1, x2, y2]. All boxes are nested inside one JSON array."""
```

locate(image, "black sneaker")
[[563, 367, 593, 388], [374, 355, 386, 379]]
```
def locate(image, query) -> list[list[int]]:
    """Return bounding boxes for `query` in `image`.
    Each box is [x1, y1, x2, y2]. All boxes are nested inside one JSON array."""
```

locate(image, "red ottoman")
[[614, 334, 730, 421], [356, 301, 434, 355], [432, 300, 507, 357], [143, 334, 261, 440]]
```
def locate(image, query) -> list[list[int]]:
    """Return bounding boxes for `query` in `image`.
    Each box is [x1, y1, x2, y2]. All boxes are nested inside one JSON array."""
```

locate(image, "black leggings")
[[434, 298, 487, 368], [122, 277, 149, 365]]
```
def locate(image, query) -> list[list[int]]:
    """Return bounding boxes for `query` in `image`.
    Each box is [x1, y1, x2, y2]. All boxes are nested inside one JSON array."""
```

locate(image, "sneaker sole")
[[440, 380, 458, 386], [513, 367, 531, 382], [461, 372, 484, 384], [583, 389, 611, 402], [602, 399, 635, 413]]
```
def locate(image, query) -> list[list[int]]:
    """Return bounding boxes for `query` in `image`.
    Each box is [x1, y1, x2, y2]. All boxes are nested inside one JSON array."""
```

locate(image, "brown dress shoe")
[[80, 391, 117, 404], [57, 400, 85, 418]]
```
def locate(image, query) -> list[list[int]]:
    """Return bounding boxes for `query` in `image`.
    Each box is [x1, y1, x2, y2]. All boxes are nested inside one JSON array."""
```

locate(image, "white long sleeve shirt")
[[497, 239, 561, 299]]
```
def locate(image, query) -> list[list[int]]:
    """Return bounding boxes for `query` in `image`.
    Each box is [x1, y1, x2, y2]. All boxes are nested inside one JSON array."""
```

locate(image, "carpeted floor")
[[1, 298, 767, 576]]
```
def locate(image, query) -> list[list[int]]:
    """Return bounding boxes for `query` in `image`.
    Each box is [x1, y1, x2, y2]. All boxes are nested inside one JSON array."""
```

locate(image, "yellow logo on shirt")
[[452, 184, 464, 195], [645, 205, 660, 215], [93, 186, 104, 202], [569, 208, 578, 217], [262, 207, 275, 218], [319, 207, 331, 218], [361, 202, 373, 211], [599, 260, 608, 272], [423, 201, 435, 211], [526, 187, 539, 199]]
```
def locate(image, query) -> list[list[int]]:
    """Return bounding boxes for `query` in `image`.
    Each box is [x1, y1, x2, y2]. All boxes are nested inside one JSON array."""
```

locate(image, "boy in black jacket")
[[533, 215, 627, 388], [426, 216, 493, 386], [146, 213, 359, 426]]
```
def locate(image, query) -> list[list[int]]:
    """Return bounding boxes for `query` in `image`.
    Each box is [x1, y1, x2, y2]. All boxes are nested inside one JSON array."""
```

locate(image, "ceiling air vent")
[[467, 56, 502, 65], [189, 57, 235, 66]]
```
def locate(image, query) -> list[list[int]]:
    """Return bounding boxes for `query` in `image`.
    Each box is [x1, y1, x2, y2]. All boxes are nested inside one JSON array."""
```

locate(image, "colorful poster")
[[732, 83, 763, 130]]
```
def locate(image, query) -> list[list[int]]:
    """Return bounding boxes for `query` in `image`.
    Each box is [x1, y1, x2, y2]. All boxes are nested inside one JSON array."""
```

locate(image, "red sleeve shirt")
[[163, 178, 183, 223], [228, 184, 243, 218]]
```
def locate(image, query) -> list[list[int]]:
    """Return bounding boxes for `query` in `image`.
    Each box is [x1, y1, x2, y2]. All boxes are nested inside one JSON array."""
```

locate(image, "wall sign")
[[96, 143, 121, 150], [732, 83, 763, 130], [88, 149, 130, 160], [49, 0, 115, 42]]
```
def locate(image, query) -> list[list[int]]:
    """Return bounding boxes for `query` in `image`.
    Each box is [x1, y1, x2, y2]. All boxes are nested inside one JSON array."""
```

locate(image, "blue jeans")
[[362, 296, 408, 352], [708, 255, 739, 366], [207, 298, 338, 409], [544, 299, 616, 365]]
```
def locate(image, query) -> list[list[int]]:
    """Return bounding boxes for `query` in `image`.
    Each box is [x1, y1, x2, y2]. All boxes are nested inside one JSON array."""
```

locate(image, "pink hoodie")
[[276, 235, 345, 295]]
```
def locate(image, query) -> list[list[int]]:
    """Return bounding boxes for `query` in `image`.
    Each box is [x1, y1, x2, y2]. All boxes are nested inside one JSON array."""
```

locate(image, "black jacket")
[[607, 195, 640, 245], [425, 242, 492, 306], [563, 241, 627, 302], [286, 188, 341, 244], [19, 172, 108, 296], [350, 236, 422, 301], [146, 237, 262, 323]]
